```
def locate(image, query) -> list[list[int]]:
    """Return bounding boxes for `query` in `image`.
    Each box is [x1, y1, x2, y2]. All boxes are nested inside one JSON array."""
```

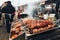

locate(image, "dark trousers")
[[5, 19, 11, 33], [0, 13, 2, 20], [5, 14, 14, 33]]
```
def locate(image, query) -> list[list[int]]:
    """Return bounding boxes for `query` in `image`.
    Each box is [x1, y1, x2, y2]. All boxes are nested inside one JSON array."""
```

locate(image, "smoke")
[[23, 0, 42, 18], [24, 3, 35, 18]]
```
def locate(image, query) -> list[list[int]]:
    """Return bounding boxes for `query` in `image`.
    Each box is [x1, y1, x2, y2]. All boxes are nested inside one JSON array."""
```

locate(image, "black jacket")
[[56, 0, 60, 13], [55, 0, 60, 19], [1, 3, 15, 14], [0, 6, 1, 12]]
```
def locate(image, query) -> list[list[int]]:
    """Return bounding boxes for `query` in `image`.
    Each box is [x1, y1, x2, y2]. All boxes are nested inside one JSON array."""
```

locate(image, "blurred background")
[[0, 0, 60, 40]]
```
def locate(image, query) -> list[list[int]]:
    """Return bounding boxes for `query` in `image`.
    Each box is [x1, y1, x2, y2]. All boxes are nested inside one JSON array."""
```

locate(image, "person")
[[33, 8, 38, 17], [0, 6, 1, 20], [1, 1, 15, 33], [33, 1, 45, 17], [50, 5, 56, 13], [0, 2, 7, 20], [55, 0, 60, 19], [17, 6, 22, 19], [55, 0, 60, 13], [57, 9, 60, 19]]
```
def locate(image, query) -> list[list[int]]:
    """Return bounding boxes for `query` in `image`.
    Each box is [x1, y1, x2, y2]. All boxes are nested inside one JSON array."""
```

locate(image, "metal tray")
[[24, 26, 59, 37], [23, 19, 60, 37], [9, 19, 24, 40]]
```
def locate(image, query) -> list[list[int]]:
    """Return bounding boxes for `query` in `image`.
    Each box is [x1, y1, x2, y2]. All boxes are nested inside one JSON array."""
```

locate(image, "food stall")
[[9, 19, 24, 40], [9, 16, 60, 40], [9, 0, 60, 40]]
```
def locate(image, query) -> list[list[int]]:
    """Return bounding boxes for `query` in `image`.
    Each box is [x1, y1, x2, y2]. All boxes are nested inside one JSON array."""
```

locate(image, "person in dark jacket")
[[0, 6, 1, 20], [1, 1, 15, 13], [57, 9, 60, 19], [1, 1, 15, 33], [55, 0, 60, 19], [0, 2, 7, 20], [55, 0, 60, 13]]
